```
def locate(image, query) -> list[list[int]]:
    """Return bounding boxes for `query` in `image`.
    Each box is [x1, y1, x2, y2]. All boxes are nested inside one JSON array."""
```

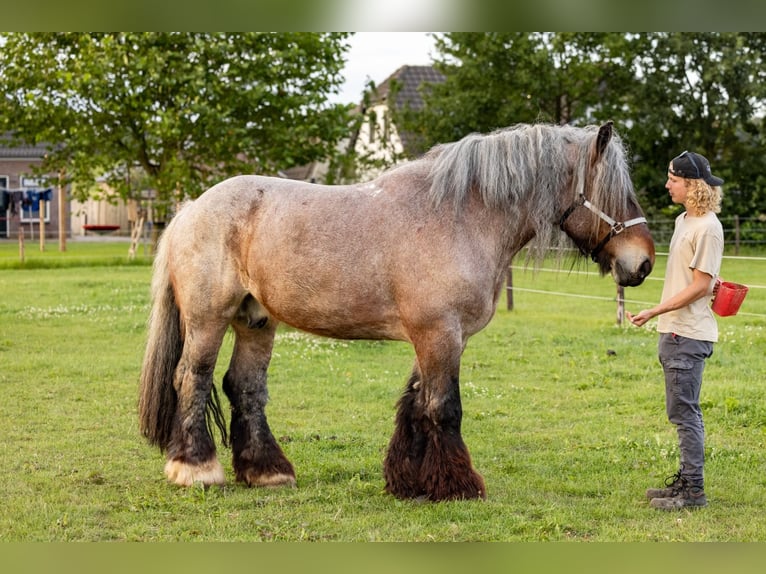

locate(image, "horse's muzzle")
[[615, 256, 653, 287]]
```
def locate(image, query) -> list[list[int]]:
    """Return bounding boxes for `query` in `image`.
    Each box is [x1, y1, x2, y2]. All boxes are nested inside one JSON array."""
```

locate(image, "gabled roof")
[[361, 65, 445, 156], [0, 136, 50, 160], [372, 65, 445, 112], [274, 66, 447, 182]]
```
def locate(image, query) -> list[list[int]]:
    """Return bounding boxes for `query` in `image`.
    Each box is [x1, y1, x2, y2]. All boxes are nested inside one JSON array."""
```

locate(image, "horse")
[[138, 121, 655, 501]]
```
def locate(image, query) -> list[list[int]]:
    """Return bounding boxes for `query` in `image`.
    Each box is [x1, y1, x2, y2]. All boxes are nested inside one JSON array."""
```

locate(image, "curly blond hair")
[[684, 178, 722, 214]]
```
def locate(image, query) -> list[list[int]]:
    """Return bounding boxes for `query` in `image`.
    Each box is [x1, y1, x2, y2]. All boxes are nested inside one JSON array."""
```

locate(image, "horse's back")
[[165, 169, 501, 342]]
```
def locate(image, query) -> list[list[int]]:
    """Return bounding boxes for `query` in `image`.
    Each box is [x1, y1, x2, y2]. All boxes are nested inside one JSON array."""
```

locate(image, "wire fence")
[[652, 216, 766, 253], [506, 251, 766, 322]]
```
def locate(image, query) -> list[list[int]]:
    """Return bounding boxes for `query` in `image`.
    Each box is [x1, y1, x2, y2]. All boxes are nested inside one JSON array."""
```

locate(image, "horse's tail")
[[138, 228, 182, 451]]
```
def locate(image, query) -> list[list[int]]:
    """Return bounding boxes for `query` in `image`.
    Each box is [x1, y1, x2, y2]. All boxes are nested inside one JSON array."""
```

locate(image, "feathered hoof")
[[419, 462, 487, 501], [164, 457, 226, 487], [238, 469, 297, 488], [386, 474, 487, 502]]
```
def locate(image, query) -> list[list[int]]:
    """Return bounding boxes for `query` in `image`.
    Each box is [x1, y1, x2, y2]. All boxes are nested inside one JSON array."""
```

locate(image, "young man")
[[627, 151, 724, 510]]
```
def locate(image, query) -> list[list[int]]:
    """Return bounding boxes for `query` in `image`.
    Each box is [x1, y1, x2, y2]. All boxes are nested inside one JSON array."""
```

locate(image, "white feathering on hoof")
[[248, 472, 297, 488], [164, 458, 225, 486]]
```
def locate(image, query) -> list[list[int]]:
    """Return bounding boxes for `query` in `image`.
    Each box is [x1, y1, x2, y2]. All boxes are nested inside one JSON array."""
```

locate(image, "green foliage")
[[0, 33, 353, 204], [618, 33, 766, 218], [1, 248, 765, 540], [396, 33, 766, 219], [394, 33, 640, 149]]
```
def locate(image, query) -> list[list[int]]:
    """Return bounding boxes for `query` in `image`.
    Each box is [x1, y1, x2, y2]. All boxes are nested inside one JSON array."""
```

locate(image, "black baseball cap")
[[669, 151, 724, 186]]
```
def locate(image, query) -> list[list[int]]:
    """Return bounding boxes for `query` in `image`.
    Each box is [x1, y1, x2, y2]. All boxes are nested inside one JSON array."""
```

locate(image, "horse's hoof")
[[425, 488, 486, 502], [384, 480, 424, 500], [164, 458, 225, 486], [239, 470, 297, 488], [422, 470, 487, 502]]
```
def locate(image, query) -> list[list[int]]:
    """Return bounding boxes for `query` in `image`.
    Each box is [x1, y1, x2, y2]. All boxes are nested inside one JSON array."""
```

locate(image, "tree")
[[617, 33, 766, 218], [0, 33, 352, 210], [396, 33, 766, 220], [394, 33, 637, 154]]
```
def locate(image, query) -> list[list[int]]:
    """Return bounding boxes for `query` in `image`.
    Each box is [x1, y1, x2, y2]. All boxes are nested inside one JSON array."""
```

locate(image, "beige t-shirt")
[[657, 211, 723, 342]]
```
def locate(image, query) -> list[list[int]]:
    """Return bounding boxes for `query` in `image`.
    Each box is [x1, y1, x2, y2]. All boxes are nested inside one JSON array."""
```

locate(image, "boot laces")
[[664, 471, 684, 487]]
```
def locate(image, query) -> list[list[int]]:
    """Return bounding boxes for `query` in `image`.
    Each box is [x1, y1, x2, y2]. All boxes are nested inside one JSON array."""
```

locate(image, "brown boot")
[[645, 472, 685, 499], [649, 483, 707, 511]]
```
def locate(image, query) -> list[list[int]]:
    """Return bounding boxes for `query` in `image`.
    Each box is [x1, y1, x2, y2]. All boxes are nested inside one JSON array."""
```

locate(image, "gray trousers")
[[658, 332, 713, 485]]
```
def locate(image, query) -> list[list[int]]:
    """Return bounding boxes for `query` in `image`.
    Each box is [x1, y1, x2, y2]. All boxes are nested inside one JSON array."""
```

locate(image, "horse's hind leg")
[[223, 295, 296, 488], [384, 328, 485, 501], [164, 320, 229, 486]]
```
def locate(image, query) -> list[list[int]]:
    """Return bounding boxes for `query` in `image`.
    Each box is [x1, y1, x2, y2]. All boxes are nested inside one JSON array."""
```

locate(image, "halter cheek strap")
[[559, 193, 648, 262]]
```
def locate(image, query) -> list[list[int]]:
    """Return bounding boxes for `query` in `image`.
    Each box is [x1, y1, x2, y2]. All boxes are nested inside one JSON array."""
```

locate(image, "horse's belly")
[[285, 319, 406, 342], [268, 300, 407, 341], [251, 277, 408, 342]]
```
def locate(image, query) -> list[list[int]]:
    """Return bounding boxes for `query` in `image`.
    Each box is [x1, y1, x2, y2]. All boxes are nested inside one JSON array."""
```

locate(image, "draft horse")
[[139, 121, 654, 501]]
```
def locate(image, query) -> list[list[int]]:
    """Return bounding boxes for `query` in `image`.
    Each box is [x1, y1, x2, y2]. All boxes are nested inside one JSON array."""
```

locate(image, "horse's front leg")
[[164, 325, 227, 487], [223, 312, 295, 488], [385, 329, 486, 501], [383, 366, 427, 498]]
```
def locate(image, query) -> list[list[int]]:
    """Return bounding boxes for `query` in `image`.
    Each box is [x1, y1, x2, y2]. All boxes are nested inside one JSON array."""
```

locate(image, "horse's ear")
[[592, 121, 614, 165]]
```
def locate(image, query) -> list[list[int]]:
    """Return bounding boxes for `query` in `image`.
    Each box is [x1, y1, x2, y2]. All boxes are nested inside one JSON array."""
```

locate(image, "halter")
[[559, 193, 647, 262]]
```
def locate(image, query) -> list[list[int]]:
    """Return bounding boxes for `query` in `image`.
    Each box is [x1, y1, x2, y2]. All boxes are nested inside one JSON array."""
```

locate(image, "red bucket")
[[711, 281, 749, 317]]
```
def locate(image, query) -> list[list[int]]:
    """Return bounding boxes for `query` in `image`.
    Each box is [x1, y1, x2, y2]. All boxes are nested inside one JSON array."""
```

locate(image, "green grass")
[[0, 239, 152, 269], [0, 248, 765, 541]]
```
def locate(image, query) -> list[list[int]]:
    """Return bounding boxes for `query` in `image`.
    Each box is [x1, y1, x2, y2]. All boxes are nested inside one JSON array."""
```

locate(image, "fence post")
[[39, 200, 45, 252], [18, 227, 25, 263], [506, 266, 514, 310], [616, 285, 625, 326], [58, 170, 67, 252], [734, 214, 740, 255]]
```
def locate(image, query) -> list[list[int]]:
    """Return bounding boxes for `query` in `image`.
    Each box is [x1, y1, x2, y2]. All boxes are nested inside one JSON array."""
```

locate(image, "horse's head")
[[559, 122, 655, 287]]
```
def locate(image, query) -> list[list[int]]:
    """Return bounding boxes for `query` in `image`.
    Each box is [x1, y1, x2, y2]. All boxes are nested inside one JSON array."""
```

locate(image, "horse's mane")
[[425, 123, 635, 261]]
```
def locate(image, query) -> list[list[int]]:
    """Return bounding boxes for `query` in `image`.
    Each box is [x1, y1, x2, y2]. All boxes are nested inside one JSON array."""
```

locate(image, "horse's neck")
[[497, 199, 537, 256]]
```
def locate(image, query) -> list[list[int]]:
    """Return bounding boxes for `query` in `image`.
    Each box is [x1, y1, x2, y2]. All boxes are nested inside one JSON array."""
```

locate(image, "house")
[[351, 65, 445, 181], [0, 140, 65, 241], [279, 65, 445, 185]]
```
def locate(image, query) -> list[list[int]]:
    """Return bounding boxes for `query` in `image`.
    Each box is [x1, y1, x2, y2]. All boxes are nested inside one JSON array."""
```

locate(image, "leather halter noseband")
[[559, 193, 647, 262]]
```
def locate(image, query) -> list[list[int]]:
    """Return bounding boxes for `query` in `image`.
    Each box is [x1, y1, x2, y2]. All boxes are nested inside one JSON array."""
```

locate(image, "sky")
[[332, 32, 437, 105]]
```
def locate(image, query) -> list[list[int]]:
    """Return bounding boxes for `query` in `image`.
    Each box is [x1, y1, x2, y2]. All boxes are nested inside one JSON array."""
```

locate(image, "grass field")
[[0, 237, 152, 269], [0, 240, 765, 541]]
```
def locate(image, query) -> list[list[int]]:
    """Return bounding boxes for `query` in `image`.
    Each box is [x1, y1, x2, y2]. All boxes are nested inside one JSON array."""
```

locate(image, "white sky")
[[332, 32, 438, 105]]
